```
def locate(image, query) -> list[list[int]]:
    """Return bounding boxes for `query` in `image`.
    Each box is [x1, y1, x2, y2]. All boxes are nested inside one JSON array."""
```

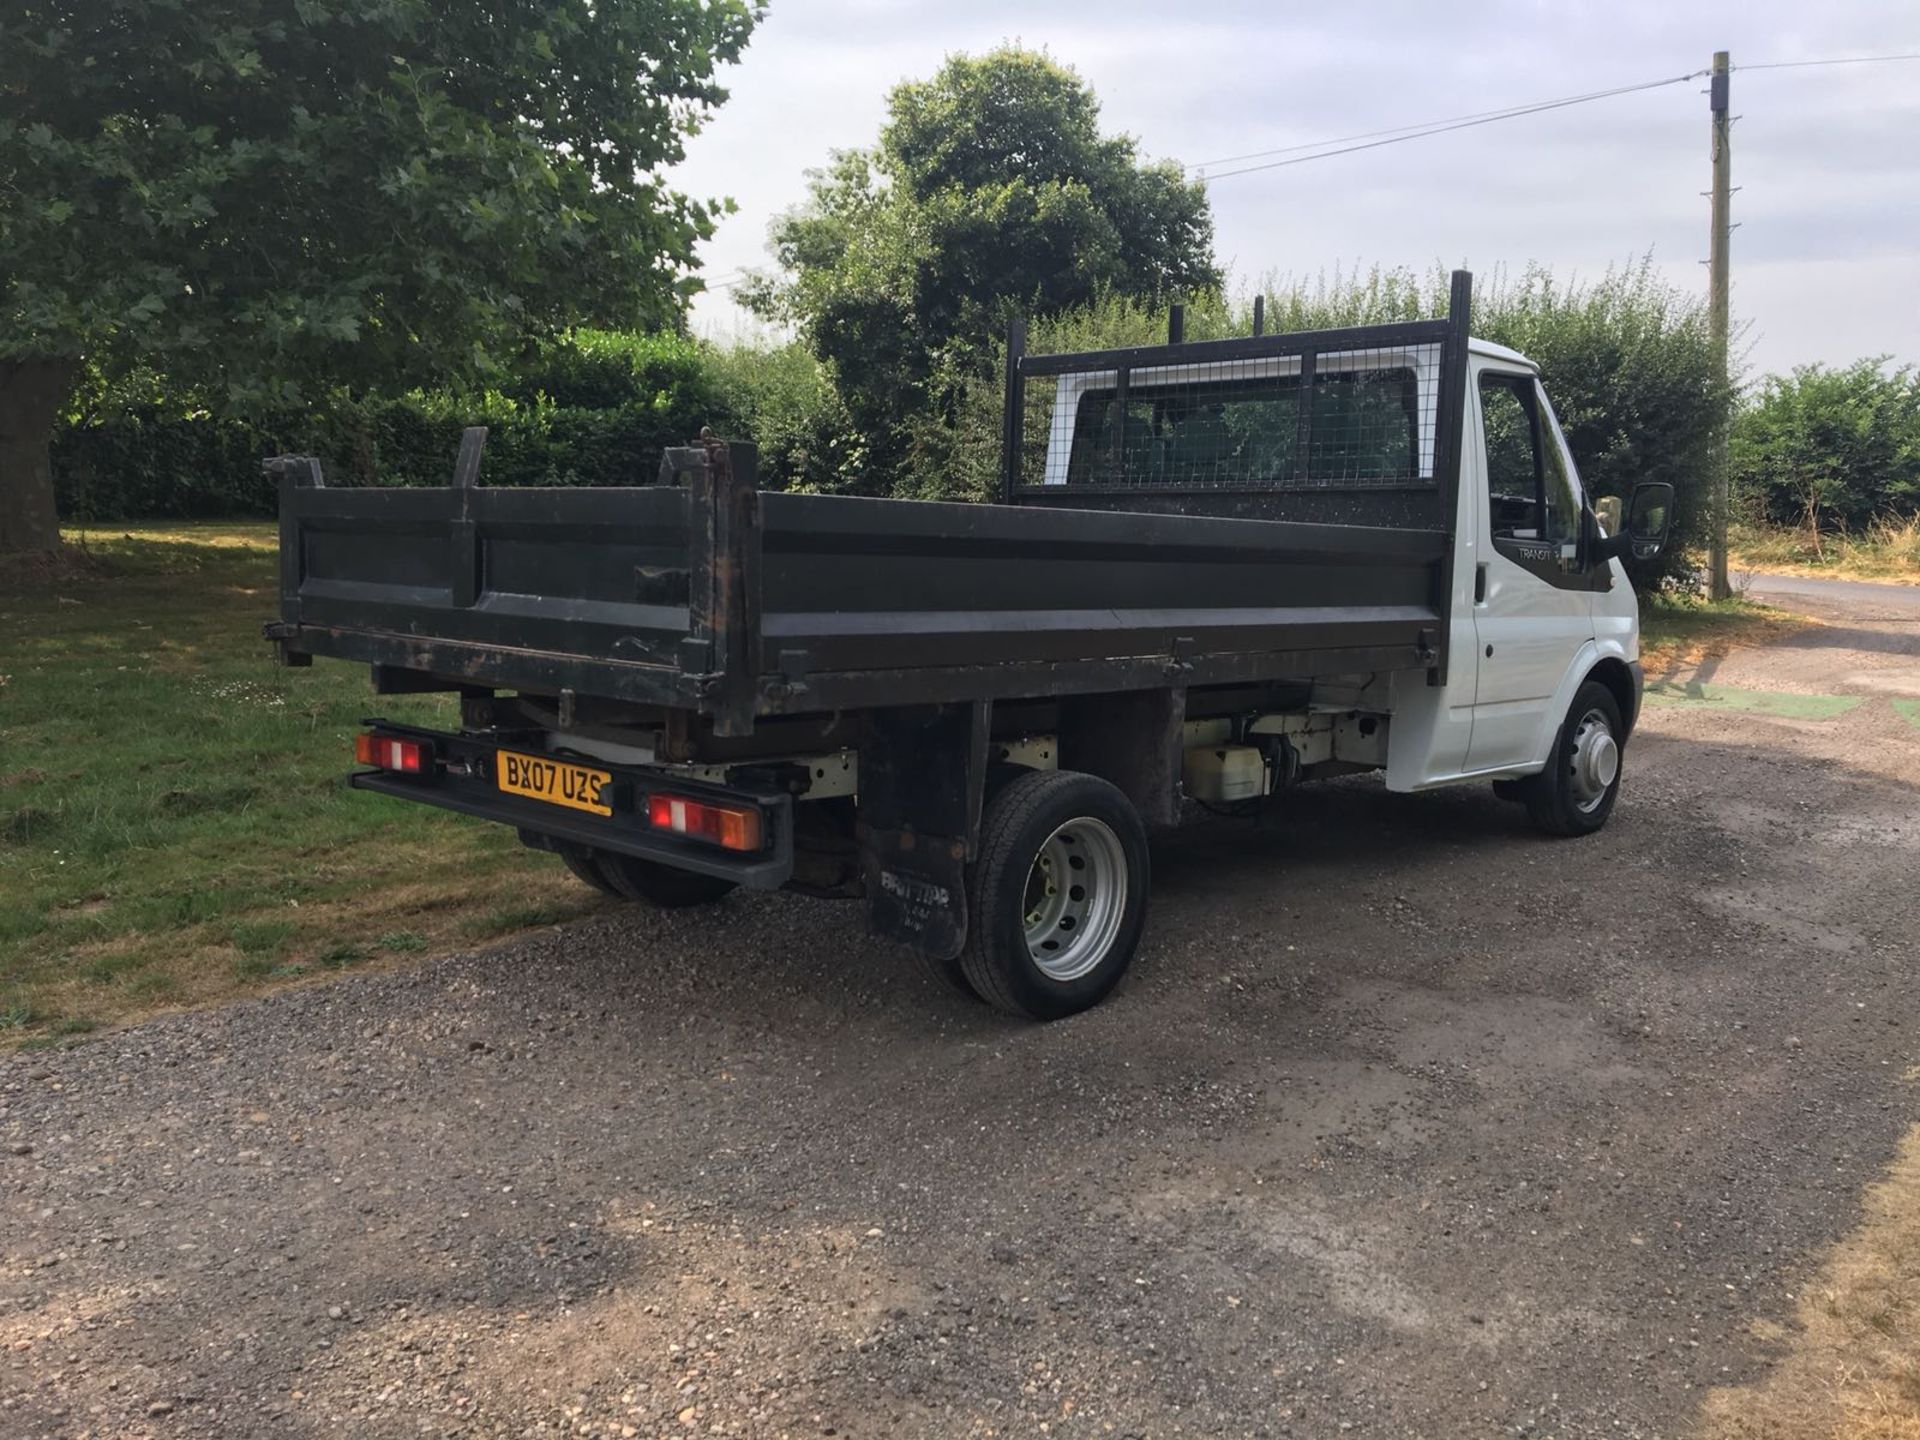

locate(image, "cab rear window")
[[1065, 366, 1419, 489]]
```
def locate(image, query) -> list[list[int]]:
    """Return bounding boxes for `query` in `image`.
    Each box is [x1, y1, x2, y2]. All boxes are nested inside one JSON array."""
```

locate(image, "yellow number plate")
[[496, 751, 612, 817]]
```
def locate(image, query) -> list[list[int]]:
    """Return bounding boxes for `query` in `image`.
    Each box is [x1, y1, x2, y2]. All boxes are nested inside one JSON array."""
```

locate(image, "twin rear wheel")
[[560, 850, 738, 907], [556, 769, 1152, 1023], [953, 769, 1152, 1021]]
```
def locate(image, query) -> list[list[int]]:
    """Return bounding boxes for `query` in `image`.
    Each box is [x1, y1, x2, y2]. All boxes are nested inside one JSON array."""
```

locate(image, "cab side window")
[[1479, 375, 1539, 538], [1533, 387, 1581, 549], [1478, 373, 1580, 551]]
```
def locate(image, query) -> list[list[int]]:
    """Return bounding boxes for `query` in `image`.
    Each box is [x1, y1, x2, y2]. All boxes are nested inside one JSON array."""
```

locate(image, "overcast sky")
[[669, 0, 1918, 379]]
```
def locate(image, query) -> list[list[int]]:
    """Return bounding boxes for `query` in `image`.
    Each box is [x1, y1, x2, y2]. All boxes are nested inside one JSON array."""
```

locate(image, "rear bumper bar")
[[349, 722, 794, 890]]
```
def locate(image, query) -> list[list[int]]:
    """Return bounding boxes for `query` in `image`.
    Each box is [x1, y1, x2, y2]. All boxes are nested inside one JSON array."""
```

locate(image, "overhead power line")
[[1185, 91, 1640, 171], [1190, 51, 1920, 183], [1193, 71, 1704, 181], [1736, 52, 1920, 71]]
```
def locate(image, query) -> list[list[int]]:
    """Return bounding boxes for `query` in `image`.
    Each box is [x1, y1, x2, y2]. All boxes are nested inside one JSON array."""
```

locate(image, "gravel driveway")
[[6, 586, 1918, 1439]]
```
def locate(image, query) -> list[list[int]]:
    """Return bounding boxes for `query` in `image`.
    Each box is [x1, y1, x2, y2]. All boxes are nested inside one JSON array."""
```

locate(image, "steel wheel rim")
[[1568, 707, 1619, 813], [1021, 817, 1128, 982]]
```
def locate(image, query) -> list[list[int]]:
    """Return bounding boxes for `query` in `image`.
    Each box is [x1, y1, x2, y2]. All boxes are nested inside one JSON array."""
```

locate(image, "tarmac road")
[[1742, 568, 1920, 618], [4, 583, 1918, 1439]]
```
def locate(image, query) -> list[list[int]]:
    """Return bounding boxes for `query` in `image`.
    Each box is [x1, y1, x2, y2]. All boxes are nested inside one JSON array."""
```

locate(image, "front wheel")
[[960, 769, 1150, 1021], [1523, 680, 1626, 837]]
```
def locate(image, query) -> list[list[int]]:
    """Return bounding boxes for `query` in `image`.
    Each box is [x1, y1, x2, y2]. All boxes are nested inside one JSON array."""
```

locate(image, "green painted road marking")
[[1643, 681, 1865, 720], [1895, 698, 1920, 731]]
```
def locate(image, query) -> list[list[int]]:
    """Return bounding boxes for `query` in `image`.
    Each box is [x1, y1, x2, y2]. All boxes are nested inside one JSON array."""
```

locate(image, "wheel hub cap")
[[1569, 710, 1619, 812], [1021, 817, 1128, 983]]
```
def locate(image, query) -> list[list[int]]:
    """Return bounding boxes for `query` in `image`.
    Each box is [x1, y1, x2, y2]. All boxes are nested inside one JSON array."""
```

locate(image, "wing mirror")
[[1595, 482, 1675, 563], [1625, 482, 1674, 559]]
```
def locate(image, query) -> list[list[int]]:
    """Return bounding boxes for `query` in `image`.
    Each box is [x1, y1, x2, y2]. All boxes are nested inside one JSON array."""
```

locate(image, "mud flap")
[[856, 702, 989, 959], [860, 828, 970, 958]]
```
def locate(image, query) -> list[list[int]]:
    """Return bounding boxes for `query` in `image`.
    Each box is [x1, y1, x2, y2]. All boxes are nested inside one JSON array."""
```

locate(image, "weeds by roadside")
[[0, 523, 606, 1046], [1701, 1127, 1920, 1440], [1729, 518, 1920, 585]]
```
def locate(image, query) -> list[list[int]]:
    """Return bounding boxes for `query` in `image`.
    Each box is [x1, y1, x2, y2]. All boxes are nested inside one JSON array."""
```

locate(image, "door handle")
[[1474, 562, 1488, 604]]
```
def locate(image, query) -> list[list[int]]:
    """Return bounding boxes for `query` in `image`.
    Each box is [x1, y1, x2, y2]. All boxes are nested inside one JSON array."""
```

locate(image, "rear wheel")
[[595, 853, 738, 908], [559, 849, 621, 897], [960, 769, 1150, 1021], [1523, 680, 1626, 837]]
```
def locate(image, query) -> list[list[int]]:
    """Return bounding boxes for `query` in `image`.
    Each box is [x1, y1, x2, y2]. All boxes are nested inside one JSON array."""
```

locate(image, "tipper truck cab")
[[266, 272, 1673, 1020]]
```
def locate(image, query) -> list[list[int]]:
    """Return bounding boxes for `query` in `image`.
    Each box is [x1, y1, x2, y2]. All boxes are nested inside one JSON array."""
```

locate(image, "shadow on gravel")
[[1770, 621, 1920, 658]]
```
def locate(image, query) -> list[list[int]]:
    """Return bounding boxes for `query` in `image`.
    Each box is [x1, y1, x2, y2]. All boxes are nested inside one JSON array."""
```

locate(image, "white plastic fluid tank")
[[1182, 744, 1266, 802]]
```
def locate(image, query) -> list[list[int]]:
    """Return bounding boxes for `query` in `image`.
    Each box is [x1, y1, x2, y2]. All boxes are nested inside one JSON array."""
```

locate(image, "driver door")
[[1466, 369, 1597, 772]]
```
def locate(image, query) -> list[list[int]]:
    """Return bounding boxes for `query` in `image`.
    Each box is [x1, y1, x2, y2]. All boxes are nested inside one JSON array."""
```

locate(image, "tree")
[[745, 47, 1218, 490], [1731, 360, 1920, 544], [0, 0, 760, 556]]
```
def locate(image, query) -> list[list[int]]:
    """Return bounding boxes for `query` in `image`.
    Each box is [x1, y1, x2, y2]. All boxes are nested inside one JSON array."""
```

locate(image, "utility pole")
[[1707, 49, 1733, 601]]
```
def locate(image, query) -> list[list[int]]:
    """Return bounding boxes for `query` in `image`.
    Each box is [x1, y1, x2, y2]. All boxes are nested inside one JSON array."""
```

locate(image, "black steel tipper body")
[[271, 477, 1447, 720], [268, 276, 1478, 730]]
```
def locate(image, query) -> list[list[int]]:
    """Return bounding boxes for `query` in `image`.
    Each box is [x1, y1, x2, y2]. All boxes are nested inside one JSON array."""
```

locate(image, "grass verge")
[[1729, 518, 1920, 586], [0, 523, 607, 1047], [1701, 1126, 1920, 1439]]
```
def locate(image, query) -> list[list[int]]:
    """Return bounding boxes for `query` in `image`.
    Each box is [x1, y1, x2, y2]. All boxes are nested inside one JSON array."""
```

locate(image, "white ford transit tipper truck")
[[268, 271, 1674, 1020]]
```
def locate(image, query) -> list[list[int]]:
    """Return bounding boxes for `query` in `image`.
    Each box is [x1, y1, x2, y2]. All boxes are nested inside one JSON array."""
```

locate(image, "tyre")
[[595, 852, 738, 908], [1522, 680, 1626, 837], [959, 769, 1150, 1021], [559, 848, 621, 897], [914, 946, 982, 1002]]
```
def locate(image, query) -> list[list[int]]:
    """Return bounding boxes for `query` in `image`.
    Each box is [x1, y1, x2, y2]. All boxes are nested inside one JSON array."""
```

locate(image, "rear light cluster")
[[352, 731, 762, 853], [354, 733, 431, 774], [646, 792, 763, 852]]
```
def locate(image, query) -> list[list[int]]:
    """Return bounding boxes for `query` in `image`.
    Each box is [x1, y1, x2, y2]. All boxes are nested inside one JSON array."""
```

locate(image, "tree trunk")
[[1800, 483, 1823, 561], [0, 357, 82, 557]]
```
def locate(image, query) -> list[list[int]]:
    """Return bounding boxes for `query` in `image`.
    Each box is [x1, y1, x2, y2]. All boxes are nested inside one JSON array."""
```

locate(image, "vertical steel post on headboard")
[[1000, 317, 1027, 503]]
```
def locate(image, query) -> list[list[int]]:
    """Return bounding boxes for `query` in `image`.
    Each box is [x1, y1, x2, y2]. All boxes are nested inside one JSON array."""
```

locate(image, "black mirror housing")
[[1627, 481, 1675, 561], [1594, 482, 1675, 565]]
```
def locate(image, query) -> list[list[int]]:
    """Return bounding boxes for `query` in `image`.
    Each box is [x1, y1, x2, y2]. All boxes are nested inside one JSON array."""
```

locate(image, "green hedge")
[[54, 394, 709, 518], [52, 332, 856, 519], [1732, 360, 1920, 533]]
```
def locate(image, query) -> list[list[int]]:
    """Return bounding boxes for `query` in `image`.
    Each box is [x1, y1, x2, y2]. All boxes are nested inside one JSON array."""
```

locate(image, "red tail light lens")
[[354, 733, 430, 774], [646, 792, 763, 852]]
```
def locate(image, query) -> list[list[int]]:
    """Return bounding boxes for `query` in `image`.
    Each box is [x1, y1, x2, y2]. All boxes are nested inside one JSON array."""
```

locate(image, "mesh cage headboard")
[[1007, 319, 1454, 497]]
